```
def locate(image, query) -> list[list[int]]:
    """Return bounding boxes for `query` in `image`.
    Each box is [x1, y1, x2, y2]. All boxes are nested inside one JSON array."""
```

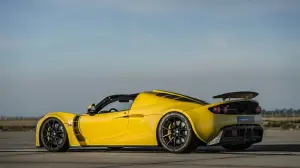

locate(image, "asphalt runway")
[[1, 130, 300, 168]]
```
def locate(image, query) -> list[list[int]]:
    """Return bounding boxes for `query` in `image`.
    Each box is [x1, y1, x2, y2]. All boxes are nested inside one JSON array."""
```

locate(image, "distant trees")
[[263, 108, 300, 117]]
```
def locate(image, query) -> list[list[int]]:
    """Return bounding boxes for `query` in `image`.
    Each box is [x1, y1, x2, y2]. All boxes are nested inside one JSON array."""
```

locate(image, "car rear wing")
[[212, 91, 259, 101]]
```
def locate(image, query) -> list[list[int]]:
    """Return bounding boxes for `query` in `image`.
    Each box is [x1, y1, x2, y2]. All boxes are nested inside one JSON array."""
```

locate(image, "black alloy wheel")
[[40, 118, 69, 152], [158, 112, 197, 153]]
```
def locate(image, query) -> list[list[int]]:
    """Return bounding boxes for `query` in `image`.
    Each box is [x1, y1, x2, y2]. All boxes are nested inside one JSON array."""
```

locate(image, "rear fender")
[[184, 105, 264, 143], [156, 108, 207, 144]]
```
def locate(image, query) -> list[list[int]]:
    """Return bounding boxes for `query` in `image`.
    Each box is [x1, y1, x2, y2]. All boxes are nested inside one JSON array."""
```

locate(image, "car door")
[[79, 99, 133, 145]]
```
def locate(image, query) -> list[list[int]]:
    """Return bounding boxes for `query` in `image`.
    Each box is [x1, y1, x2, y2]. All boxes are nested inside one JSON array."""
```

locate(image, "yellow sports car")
[[36, 90, 264, 153]]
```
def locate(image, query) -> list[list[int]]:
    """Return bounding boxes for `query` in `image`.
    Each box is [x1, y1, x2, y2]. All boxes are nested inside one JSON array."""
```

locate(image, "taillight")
[[210, 105, 229, 114], [256, 106, 262, 114], [208, 102, 260, 114], [213, 106, 221, 113], [223, 106, 228, 113]]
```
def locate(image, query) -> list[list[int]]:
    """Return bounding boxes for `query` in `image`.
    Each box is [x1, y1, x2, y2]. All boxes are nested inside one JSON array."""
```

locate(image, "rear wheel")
[[157, 112, 198, 153], [40, 118, 69, 152], [222, 143, 252, 151]]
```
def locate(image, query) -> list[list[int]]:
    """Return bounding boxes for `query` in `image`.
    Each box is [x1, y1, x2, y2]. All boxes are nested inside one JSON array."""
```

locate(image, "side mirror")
[[87, 103, 96, 114]]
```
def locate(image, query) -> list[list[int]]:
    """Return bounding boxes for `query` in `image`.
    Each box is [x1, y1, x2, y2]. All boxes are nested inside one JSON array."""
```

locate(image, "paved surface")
[[1, 130, 300, 168]]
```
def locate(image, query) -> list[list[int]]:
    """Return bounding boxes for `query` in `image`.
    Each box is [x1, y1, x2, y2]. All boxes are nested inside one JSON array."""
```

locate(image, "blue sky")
[[1, 0, 300, 116]]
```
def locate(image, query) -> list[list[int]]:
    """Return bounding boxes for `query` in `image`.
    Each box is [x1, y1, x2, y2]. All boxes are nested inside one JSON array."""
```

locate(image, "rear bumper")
[[207, 124, 263, 146]]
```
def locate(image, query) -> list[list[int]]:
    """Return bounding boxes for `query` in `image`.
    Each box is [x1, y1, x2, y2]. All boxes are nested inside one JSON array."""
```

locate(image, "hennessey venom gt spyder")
[[36, 90, 264, 153]]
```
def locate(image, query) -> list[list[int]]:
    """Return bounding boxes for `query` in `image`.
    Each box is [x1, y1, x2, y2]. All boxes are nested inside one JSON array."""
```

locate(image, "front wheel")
[[157, 112, 198, 153], [40, 117, 69, 152], [222, 143, 252, 151]]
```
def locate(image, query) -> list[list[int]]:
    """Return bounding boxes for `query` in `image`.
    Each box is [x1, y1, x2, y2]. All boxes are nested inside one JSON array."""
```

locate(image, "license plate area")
[[237, 116, 255, 124]]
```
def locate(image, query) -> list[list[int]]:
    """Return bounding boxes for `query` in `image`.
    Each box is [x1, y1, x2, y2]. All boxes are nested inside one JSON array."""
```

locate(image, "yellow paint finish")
[[121, 92, 203, 145], [124, 114, 162, 145], [35, 112, 80, 147], [36, 91, 263, 147], [78, 111, 129, 145], [131, 92, 201, 113], [184, 107, 215, 143]]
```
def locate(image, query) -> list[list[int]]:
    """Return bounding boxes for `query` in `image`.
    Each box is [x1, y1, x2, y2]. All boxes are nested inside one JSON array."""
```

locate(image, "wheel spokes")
[[163, 133, 172, 138], [167, 137, 174, 145], [43, 134, 50, 138], [42, 119, 65, 149], [47, 122, 51, 129], [162, 126, 171, 131], [162, 116, 189, 150], [173, 136, 176, 148]]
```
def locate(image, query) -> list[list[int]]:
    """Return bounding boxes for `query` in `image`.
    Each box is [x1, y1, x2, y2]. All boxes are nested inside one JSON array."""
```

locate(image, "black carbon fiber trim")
[[73, 115, 85, 142]]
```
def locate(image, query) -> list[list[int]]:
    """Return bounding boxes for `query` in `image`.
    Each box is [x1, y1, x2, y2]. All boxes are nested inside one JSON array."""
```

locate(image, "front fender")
[[35, 112, 81, 147]]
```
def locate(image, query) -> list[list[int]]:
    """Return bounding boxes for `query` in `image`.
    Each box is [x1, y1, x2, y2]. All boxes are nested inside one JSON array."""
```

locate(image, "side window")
[[100, 100, 133, 113]]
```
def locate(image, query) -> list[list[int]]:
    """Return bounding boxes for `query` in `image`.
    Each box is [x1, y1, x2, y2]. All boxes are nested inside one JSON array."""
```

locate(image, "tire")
[[222, 143, 252, 151], [40, 117, 69, 152], [157, 112, 198, 153]]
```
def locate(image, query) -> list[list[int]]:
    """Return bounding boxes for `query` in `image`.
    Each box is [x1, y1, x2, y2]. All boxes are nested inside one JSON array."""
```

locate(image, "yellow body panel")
[[78, 111, 129, 145], [36, 91, 263, 147]]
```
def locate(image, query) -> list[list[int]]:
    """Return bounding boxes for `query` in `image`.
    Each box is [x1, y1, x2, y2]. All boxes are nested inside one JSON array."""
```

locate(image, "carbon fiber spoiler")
[[212, 91, 259, 101]]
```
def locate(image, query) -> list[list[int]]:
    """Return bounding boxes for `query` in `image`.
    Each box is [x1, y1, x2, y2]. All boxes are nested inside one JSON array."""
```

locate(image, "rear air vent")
[[156, 93, 196, 103]]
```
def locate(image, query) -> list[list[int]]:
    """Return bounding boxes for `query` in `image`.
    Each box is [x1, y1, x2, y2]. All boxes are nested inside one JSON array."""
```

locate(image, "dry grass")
[[263, 116, 300, 121], [0, 119, 38, 126], [0, 119, 38, 131], [263, 117, 300, 130]]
